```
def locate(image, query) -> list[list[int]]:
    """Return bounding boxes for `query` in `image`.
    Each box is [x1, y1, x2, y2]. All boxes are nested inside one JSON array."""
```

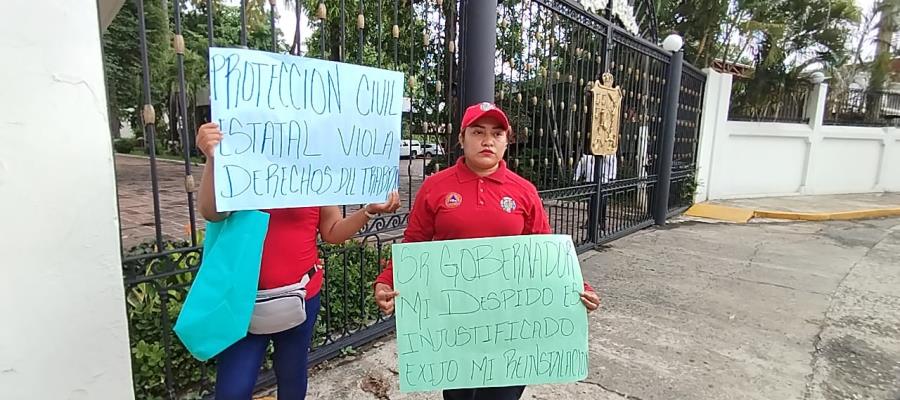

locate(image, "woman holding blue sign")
[[195, 122, 401, 399], [373, 103, 601, 400]]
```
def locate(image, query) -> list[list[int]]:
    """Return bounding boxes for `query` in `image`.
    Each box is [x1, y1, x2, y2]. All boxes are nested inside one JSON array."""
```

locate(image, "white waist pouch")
[[249, 267, 318, 335]]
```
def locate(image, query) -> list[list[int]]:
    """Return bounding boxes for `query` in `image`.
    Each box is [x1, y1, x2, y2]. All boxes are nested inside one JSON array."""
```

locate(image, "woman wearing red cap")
[[373, 103, 601, 400], [195, 122, 401, 399]]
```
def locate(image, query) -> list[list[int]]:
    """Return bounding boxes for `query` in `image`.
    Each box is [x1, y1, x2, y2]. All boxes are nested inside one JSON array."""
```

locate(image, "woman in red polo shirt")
[[373, 103, 601, 400], [195, 122, 401, 400]]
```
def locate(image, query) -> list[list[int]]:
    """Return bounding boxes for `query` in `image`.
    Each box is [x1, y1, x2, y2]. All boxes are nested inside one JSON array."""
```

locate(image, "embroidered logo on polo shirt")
[[500, 196, 517, 213], [444, 192, 463, 208]]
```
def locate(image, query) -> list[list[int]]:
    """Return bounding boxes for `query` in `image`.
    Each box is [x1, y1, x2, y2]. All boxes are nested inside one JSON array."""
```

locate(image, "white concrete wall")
[[0, 1, 134, 399], [695, 69, 900, 201]]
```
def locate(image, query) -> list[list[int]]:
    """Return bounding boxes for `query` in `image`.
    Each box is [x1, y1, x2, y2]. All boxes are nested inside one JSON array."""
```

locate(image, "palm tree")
[[866, 0, 900, 118]]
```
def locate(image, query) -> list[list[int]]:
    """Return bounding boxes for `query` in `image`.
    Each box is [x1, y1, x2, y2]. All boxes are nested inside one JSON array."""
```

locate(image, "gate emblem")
[[589, 72, 623, 156]]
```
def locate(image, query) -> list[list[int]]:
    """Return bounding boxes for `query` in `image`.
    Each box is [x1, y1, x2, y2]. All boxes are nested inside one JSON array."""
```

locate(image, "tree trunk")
[[161, 0, 171, 32], [695, 31, 708, 66], [445, 0, 460, 157]]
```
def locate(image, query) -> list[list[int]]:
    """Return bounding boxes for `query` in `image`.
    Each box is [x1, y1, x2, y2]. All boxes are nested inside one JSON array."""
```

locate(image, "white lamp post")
[[809, 71, 826, 84], [662, 34, 684, 53]]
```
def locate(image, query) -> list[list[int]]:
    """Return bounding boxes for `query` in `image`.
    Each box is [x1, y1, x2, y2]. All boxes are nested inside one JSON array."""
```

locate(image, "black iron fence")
[[728, 78, 810, 123], [108, 0, 704, 398], [119, 0, 455, 398], [825, 88, 900, 127], [669, 64, 705, 211]]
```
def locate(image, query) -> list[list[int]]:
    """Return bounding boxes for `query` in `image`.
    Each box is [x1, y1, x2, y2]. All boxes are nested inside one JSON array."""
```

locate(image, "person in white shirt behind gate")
[[574, 153, 617, 233]]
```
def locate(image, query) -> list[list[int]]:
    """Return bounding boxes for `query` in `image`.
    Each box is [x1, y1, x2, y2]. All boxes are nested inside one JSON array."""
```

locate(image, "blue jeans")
[[215, 295, 321, 400]]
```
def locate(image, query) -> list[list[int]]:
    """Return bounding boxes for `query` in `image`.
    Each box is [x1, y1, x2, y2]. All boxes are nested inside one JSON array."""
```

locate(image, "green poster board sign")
[[391, 234, 589, 392]]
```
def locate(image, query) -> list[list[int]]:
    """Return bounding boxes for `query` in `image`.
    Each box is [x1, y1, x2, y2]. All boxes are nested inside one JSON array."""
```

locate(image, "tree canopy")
[[103, 0, 283, 140]]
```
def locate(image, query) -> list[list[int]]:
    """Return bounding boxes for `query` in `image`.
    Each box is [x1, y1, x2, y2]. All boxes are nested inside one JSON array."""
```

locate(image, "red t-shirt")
[[258, 207, 323, 297], [375, 158, 594, 292]]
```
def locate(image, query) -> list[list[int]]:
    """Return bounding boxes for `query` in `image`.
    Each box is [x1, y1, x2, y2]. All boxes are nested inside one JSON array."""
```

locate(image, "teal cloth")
[[174, 211, 269, 361]]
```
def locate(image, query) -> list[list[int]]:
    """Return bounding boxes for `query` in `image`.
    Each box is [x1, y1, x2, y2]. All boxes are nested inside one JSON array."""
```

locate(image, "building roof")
[[710, 60, 754, 78]]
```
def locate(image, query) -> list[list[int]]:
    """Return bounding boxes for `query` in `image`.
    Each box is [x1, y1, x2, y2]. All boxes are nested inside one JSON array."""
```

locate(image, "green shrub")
[[313, 241, 392, 346], [124, 238, 212, 400], [114, 138, 136, 154]]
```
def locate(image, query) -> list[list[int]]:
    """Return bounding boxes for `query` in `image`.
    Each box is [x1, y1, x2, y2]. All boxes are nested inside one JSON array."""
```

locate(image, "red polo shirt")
[[375, 158, 594, 292], [258, 207, 323, 297]]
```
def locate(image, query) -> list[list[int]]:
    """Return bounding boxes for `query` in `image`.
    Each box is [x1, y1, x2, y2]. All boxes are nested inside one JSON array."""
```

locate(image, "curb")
[[116, 153, 206, 167], [753, 208, 900, 221], [684, 203, 755, 223], [686, 203, 900, 223]]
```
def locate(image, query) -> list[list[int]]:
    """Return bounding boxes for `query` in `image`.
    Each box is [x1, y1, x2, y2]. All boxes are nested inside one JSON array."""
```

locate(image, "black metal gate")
[[107, 0, 704, 398], [493, 0, 705, 250]]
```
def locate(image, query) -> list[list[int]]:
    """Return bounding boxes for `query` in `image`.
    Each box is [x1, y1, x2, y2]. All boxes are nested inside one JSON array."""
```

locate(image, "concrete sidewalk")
[[292, 217, 900, 400], [687, 193, 900, 223]]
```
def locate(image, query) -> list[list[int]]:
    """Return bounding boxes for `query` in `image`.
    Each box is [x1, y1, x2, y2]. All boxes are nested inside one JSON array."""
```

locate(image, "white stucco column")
[[799, 83, 828, 194], [0, 1, 135, 398], [694, 69, 732, 202], [875, 127, 900, 191]]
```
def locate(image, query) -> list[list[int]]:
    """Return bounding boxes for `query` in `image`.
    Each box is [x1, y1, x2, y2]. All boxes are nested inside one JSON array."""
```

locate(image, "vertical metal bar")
[[573, 26, 590, 237], [563, 22, 582, 181], [524, 3, 538, 180], [356, 0, 368, 325], [157, 286, 175, 399], [207, 0, 214, 47], [340, 0, 346, 61], [174, 0, 198, 246], [512, 1, 528, 171], [338, 0, 348, 218], [358, 0, 365, 64], [358, 246, 365, 326], [323, 250, 331, 343], [588, 23, 614, 244], [393, 0, 399, 68], [496, 4, 507, 119], [342, 249, 349, 335], [312, 0, 332, 346], [269, 0, 278, 51], [575, 27, 589, 158], [623, 41, 639, 184], [458, 0, 498, 109], [532, 8, 547, 189], [293, 0, 303, 55], [594, 31, 608, 235], [319, 0, 327, 60], [240, 0, 248, 47], [422, 1, 431, 176], [375, 241, 385, 322], [135, 0, 165, 251], [645, 58, 660, 221], [377, 0, 383, 67], [534, 26, 546, 189], [201, 1, 214, 391], [406, 0, 415, 208], [444, 0, 457, 166], [546, 16, 557, 189], [654, 49, 683, 225]]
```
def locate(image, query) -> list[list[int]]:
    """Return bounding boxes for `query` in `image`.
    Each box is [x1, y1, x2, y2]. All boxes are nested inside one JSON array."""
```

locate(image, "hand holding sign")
[[366, 191, 401, 215], [375, 282, 400, 315], [580, 290, 601, 311], [197, 122, 224, 159]]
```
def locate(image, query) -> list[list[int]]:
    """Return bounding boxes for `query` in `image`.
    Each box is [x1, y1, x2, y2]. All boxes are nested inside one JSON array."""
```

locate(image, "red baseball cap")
[[460, 102, 510, 132]]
